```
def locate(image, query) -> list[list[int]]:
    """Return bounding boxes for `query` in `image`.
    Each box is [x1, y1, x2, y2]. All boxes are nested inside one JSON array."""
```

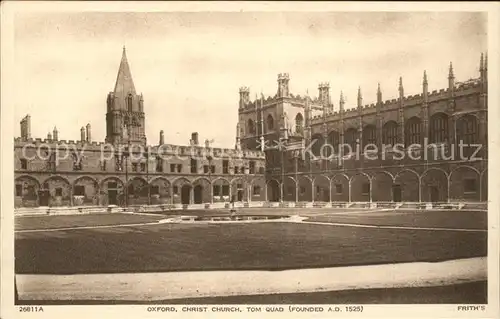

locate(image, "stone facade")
[[14, 50, 488, 207], [14, 48, 266, 208], [239, 55, 488, 203]]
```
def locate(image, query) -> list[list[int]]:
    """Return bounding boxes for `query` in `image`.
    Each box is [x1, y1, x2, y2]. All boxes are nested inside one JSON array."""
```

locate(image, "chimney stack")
[[191, 132, 199, 146], [20, 115, 31, 141], [86, 123, 91, 142], [159, 130, 164, 145]]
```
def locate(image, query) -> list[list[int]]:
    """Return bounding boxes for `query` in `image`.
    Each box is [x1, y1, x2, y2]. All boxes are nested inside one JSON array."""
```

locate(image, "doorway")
[[193, 185, 203, 204], [38, 190, 49, 206], [392, 185, 402, 202], [430, 186, 439, 202], [181, 185, 191, 204], [237, 190, 243, 201], [108, 190, 118, 205], [268, 182, 280, 202]]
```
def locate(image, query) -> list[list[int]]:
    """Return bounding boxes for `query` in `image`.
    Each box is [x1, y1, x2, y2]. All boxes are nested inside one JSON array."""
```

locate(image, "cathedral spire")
[[114, 46, 136, 96]]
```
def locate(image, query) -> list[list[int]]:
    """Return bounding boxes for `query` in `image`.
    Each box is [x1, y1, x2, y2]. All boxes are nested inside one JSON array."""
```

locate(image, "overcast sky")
[[13, 11, 487, 147]]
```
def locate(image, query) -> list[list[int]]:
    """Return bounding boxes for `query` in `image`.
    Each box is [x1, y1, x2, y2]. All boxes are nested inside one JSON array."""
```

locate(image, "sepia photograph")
[[1, 2, 499, 318]]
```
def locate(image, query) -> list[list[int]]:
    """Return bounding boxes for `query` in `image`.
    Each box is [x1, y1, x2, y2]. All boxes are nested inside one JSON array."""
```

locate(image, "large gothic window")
[[247, 119, 255, 135], [310, 134, 324, 158], [127, 94, 133, 112], [382, 121, 398, 146], [362, 125, 376, 147], [344, 128, 358, 153], [405, 117, 422, 146], [456, 115, 478, 145], [295, 113, 304, 134], [430, 113, 449, 144], [267, 114, 274, 131], [328, 130, 340, 153]]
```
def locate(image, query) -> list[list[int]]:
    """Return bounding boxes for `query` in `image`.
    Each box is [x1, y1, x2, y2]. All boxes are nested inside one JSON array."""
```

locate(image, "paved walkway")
[[17, 257, 486, 301]]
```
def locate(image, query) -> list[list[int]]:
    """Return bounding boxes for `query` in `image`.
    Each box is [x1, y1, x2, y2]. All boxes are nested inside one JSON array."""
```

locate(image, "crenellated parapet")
[[14, 137, 266, 160]]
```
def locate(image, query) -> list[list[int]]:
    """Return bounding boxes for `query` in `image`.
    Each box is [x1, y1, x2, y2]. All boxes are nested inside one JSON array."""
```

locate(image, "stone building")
[[238, 54, 488, 203], [14, 48, 266, 207]]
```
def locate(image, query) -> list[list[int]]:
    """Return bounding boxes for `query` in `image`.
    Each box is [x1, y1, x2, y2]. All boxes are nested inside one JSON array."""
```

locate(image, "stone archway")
[[181, 185, 192, 205], [449, 166, 481, 202], [371, 171, 394, 202], [15, 175, 41, 207], [100, 177, 124, 206], [230, 178, 245, 202], [266, 179, 281, 202], [314, 175, 330, 202], [41, 175, 72, 207], [192, 178, 211, 204], [127, 177, 149, 205], [250, 177, 266, 202], [394, 169, 420, 202], [350, 173, 371, 202], [297, 175, 313, 202], [283, 176, 297, 202], [149, 177, 171, 205], [331, 174, 349, 202], [73, 176, 99, 206], [172, 178, 192, 205], [420, 168, 449, 203]]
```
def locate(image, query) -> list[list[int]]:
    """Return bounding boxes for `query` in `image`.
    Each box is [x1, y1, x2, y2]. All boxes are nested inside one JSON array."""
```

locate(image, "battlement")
[[14, 138, 112, 150], [278, 73, 290, 81], [318, 82, 330, 89], [239, 86, 250, 93], [15, 136, 266, 160]]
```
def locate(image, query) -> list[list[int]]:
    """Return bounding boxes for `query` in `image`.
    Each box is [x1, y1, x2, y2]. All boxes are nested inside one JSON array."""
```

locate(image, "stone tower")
[[105, 47, 146, 145]]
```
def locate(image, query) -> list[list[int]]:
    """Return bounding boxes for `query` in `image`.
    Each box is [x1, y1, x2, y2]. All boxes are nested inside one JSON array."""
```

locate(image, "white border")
[[1, 2, 499, 318]]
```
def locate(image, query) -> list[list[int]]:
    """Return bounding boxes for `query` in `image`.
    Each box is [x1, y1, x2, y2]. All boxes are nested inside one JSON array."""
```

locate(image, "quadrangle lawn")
[[16, 219, 487, 275]]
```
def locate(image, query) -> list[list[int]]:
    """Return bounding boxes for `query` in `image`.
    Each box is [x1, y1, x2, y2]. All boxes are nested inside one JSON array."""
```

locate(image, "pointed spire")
[[114, 46, 136, 97], [339, 91, 345, 112], [398, 77, 404, 97], [448, 62, 454, 79], [485, 52, 488, 70], [480, 53, 484, 71], [423, 70, 428, 84], [377, 82, 382, 104]]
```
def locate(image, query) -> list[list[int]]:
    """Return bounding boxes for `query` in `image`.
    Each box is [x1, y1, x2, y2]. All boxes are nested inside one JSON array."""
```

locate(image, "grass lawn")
[[16, 221, 487, 274], [305, 210, 487, 230], [15, 213, 165, 231]]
